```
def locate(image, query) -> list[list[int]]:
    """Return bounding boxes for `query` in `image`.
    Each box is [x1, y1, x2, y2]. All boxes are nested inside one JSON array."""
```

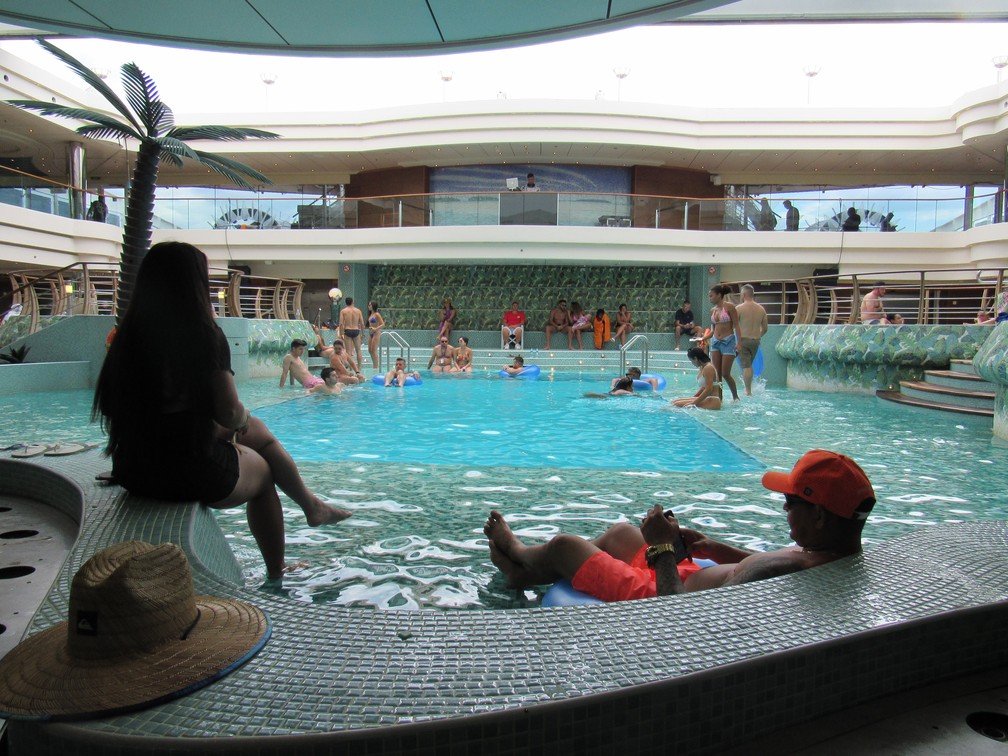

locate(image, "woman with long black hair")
[[93, 241, 350, 579]]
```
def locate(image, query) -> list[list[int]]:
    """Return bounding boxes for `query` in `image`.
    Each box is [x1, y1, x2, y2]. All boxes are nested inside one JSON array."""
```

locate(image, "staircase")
[[876, 359, 995, 417]]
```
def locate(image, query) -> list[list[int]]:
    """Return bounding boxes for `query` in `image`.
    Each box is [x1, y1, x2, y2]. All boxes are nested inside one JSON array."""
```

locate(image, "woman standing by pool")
[[438, 298, 456, 341], [708, 284, 741, 401], [614, 303, 633, 346], [92, 241, 351, 581], [672, 347, 722, 410], [367, 300, 385, 370]]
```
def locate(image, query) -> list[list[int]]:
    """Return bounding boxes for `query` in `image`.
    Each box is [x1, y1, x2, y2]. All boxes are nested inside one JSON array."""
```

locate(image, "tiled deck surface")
[[3, 453, 1008, 755]]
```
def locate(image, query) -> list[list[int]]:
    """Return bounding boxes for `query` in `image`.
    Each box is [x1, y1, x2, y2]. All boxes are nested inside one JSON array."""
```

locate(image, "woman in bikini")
[[438, 298, 456, 340], [454, 335, 473, 372], [708, 284, 741, 401], [367, 301, 385, 369], [614, 303, 633, 346], [569, 301, 592, 350], [672, 347, 722, 410]]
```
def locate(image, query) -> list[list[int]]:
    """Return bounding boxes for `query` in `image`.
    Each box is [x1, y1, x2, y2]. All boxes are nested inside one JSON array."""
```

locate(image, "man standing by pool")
[[736, 284, 769, 396], [484, 449, 875, 602]]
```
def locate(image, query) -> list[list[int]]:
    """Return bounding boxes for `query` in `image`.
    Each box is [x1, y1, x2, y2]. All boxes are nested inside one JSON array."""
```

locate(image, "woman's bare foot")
[[305, 497, 352, 526]]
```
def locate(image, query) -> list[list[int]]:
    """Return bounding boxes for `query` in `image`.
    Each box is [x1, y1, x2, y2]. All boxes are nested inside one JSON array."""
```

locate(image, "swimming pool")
[[2, 374, 1006, 610]]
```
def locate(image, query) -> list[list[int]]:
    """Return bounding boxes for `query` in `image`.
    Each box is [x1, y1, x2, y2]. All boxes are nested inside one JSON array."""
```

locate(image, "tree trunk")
[[116, 140, 160, 324]]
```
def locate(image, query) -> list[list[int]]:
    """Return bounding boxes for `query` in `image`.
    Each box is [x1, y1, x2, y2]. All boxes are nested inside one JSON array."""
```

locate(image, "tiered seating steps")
[[876, 359, 994, 417]]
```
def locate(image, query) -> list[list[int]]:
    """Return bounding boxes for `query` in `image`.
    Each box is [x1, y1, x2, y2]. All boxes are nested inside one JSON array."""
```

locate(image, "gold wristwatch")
[[645, 543, 678, 567]]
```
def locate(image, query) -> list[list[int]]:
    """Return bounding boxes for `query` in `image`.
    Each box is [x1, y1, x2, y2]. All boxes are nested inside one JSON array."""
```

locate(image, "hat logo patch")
[[75, 610, 98, 636]]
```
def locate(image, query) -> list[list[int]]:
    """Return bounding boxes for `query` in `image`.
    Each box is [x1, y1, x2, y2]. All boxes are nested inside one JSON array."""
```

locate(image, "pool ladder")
[[378, 331, 411, 372], [620, 334, 649, 374]]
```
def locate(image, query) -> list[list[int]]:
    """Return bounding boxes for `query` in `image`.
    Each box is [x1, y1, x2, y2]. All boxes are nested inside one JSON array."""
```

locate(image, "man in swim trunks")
[[385, 356, 421, 387], [279, 339, 324, 389], [307, 367, 344, 395], [502, 301, 525, 348], [484, 449, 875, 603], [735, 284, 769, 396], [545, 298, 571, 349], [674, 301, 700, 350], [339, 296, 366, 369], [860, 282, 886, 324], [329, 338, 364, 384], [427, 336, 456, 373]]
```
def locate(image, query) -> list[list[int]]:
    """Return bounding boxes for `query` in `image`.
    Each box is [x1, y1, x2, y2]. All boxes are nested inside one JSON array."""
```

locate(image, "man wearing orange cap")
[[484, 449, 875, 602]]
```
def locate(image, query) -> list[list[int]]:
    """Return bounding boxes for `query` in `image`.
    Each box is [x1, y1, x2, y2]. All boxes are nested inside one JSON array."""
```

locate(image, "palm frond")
[[120, 62, 166, 136], [77, 124, 140, 141], [159, 150, 184, 168], [157, 136, 199, 162], [35, 38, 142, 135], [155, 104, 175, 134], [192, 150, 272, 189], [168, 126, 280, 142], [4, 100, 143, 140]]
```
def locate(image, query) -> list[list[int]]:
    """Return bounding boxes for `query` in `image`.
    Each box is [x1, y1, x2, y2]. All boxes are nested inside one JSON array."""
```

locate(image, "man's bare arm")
[[721, 552, 806, 587]]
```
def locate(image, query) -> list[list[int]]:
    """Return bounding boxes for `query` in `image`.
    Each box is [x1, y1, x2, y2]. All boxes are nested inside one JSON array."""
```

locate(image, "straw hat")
[[0, 540, 271, 720]]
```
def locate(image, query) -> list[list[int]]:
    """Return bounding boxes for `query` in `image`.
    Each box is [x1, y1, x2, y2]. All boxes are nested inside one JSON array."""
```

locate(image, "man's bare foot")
[[489, 541, 536, 589], [483, 510, 524, 560], [305, 497, 352, 526]]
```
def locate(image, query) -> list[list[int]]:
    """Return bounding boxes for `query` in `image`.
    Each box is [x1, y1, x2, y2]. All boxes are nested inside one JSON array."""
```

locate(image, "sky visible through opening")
[[3, 22, 1008, 117]]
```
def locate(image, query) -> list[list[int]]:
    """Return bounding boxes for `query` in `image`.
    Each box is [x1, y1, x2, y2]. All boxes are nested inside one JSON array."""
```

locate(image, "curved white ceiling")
[[0, 1, 732, 56]]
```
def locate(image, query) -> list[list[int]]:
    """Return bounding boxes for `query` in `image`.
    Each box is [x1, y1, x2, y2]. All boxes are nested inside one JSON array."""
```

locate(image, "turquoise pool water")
[[255, 374, 763, 472], [2, 374, 1006, 610]]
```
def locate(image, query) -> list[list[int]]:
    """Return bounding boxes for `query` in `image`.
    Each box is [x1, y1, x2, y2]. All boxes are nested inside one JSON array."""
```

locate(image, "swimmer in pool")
[[385, 356, 420, 387], [329, 338, 364, 384], [427, 336, 456, 373], [307, 367, 344, 396], [672, 347, 722, 410], [584, 366, 657, 398], [484, 449, 875, 603], [279, 339, 324, 389], [502, 354, 526, 375]]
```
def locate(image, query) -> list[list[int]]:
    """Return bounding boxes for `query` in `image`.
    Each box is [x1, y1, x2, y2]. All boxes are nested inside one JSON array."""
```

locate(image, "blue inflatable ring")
[[499, 365, 541, 379], [372, 374, 422, 386], [622, 373, 666, 391]]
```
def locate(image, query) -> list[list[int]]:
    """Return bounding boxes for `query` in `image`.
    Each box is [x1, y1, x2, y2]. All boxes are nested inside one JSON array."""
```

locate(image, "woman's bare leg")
[[206, 447, 286, 578], [236, 418, 351, 525], [368, 333, 381, 369], [721, 354, 739, 400]]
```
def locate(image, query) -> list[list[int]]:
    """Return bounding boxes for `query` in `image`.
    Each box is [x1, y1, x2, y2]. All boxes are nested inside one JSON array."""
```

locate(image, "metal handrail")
[[619, 334, 650, 373], [722, 266, 1006, 326], [378, 331, 411, 373]]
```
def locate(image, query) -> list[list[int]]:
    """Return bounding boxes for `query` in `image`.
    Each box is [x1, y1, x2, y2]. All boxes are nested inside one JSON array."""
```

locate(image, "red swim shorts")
[[571, 546, 703, 602]]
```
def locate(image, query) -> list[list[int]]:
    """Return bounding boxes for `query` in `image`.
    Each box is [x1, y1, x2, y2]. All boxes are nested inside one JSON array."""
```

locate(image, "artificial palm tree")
[[6, 39, 279, 321]]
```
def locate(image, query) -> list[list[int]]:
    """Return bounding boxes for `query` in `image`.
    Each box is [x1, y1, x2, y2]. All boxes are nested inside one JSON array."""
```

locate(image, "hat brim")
[[761, 470, 796, 495], [0, 596, 270, 721]]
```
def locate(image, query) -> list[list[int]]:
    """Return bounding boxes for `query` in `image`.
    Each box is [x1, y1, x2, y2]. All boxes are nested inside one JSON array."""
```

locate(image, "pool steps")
[[877, 360, 995, 417]]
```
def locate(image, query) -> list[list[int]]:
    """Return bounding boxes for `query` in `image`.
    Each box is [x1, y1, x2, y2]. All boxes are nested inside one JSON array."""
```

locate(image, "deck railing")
[[722, 268, 1006, 326], [2, 264, 305, 340], [0, 164, 1003, 234]]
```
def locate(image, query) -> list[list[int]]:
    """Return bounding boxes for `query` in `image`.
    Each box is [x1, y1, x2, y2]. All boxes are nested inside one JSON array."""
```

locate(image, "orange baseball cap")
[[762, 450, 875, 520]]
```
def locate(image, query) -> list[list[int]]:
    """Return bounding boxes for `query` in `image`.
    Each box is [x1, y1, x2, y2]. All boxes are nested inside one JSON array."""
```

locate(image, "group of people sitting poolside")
[[544, 298, 634, 350]]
